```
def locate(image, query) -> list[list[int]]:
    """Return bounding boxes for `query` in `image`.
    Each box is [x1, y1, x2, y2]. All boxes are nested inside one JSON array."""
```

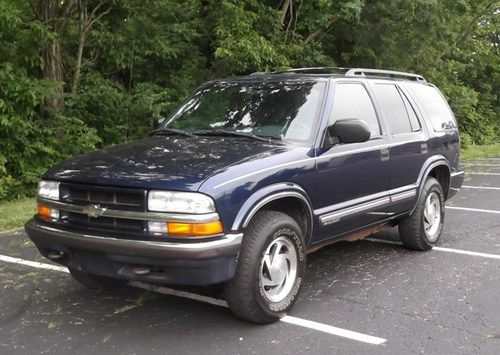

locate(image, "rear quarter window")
[[405, 83, 456, 131]]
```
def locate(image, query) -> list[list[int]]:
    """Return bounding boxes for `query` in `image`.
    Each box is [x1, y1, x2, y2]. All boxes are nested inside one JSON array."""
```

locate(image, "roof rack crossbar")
[[345, 68, 426, 82]]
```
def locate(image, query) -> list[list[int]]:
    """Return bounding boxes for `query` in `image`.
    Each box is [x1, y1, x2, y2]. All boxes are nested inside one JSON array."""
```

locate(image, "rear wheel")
[[225, 210, 306, 324], [399, 177, 445, 251], [69, 268, 127, 290]]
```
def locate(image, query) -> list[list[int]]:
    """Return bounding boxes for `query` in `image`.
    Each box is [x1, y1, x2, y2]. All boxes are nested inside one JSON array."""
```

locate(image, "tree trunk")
[[41, 38, 65, 112], [71, 29, 86, 93], [279, 0, 292, 26], [70, 1, 112, 93], [35, 0, 77, 114]]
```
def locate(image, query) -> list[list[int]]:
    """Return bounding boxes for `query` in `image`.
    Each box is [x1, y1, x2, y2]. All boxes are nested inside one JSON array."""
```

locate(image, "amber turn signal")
[[37, 203, 59, 220], [167, 221, 223, 237]]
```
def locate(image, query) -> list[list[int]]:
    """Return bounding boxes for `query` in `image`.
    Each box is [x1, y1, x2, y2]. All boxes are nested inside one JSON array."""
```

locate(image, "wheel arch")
[[231, 183, 314, 245], [411, 156, 451, 214]]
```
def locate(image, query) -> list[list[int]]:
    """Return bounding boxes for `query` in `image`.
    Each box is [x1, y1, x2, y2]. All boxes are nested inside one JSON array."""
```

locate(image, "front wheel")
[[399, 177, 445, 251], [225, 210, 306, 324]]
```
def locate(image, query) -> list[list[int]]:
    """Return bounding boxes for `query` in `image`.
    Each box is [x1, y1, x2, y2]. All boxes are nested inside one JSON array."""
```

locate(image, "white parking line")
[[471, 158, 500, 161], [130, 281, 228, 308], [366, 238, 500, 260], [461, 163, 500, 167], [131, 282, 386, 345], [0, 254, 387, 346], [0, 254, 69, 273], [462, 185, 500, 191], [431, 247, 500, 260], [466, 172, 500, 176], [446, 206, 500, 214], [280, 316, 386, 345]]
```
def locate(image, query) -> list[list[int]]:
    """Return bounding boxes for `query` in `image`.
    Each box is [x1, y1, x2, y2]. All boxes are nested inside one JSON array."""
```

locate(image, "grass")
[[0, 197, 36, 231], [461, 143, 500, 161]]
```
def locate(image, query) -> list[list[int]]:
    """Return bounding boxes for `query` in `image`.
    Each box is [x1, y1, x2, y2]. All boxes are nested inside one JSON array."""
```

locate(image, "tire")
[[399, 177, 445, 251], [225, 210, 306, 324], [69, 268, 127, 290]]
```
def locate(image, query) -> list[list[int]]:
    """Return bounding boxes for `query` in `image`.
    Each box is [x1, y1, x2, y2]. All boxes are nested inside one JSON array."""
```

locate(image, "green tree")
[[0, 0, 498, 201]]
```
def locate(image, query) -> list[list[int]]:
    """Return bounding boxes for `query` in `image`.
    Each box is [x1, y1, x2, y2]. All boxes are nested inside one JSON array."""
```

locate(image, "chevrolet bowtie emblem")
[[82, 204, 107, 218]]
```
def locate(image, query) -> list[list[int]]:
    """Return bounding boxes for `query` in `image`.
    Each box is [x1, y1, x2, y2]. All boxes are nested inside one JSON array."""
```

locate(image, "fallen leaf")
[[114, 304, 138, 314]]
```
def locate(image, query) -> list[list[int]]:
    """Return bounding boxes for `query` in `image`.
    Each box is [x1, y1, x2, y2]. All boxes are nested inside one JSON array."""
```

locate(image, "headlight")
[[148, 191, 215, 214], [38, 180, 60, 200]]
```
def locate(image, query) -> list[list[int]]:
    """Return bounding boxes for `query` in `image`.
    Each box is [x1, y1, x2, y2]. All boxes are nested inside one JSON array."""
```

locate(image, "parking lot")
[[0, 158, 498, 354]]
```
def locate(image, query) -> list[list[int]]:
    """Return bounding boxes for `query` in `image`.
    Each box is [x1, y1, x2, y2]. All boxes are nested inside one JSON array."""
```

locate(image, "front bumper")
[[25, 219, 242, 285]]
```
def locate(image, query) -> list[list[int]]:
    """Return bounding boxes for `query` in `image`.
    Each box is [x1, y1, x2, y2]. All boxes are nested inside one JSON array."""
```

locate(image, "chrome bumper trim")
[[25, 219, 242, 259], [37, 198, 220, 223]]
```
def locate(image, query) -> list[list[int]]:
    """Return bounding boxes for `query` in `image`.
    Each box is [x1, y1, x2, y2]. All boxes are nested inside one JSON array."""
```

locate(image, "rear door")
[[314, 81, 391, 242], [371, 82, 427, 213]]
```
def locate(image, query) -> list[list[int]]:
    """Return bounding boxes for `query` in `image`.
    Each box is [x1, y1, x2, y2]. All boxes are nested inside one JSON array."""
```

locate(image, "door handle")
[[420, 143, 428, 154], [380, 148, 390, 162]]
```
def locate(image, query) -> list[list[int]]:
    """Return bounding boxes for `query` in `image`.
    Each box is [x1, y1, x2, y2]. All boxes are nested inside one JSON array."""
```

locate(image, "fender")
[[410, 155, 450, 214], [231, 182, 314, 244]]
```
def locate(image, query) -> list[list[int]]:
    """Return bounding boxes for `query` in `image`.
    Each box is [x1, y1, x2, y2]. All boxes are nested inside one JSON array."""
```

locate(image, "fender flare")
[[411, 155, 451, 214], [231, 182, 314, 244]]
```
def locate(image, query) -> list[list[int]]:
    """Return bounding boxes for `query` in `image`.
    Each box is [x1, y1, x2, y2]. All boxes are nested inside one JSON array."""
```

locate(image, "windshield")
[[162, 81, 325, 144]]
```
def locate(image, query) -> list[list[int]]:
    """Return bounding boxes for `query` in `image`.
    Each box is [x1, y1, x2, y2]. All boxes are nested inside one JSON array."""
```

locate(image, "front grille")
[[60, 183, 146, 211], [57, 183, 148, 236], [61, 211, 145, 234]]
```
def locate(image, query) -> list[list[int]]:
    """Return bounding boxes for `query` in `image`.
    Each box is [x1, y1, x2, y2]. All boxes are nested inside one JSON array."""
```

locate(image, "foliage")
[[67, 73, 172, 145], [0, 0, 498, 201]]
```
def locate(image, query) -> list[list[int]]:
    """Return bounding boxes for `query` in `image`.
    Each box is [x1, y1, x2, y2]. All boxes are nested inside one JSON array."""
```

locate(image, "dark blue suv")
[[26, 68, 464, 323]]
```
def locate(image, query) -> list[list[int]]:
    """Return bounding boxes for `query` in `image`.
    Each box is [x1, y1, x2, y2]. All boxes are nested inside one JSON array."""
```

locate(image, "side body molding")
[[410, 155, 450, 214], [231, 182, 314, 244]]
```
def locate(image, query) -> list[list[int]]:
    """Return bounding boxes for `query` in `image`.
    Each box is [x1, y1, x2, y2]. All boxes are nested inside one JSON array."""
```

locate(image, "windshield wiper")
[[195, 129, 283, 143], [150, 128, 197, 138]]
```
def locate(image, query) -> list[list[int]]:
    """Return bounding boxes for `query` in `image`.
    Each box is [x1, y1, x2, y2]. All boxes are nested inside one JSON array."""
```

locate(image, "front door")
[[314, 81, 390, 242]]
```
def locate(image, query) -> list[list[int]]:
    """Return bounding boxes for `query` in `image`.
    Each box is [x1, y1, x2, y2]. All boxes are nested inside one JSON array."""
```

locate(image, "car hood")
[[43, 136, 290, 191]]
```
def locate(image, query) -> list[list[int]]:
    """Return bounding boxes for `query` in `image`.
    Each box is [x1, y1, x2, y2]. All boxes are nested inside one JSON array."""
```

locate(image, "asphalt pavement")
[[0, 158, 499, 354]]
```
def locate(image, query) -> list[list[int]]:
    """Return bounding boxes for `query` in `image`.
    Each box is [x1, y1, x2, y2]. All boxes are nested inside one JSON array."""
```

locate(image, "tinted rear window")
[[406, 83, 456, 131], [374, 84, 413, 134]]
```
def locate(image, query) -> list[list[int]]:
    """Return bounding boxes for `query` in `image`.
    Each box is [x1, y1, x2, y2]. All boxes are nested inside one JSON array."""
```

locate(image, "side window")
[[331, 83, 380, 136], [400, 90, 421, 132], [406, 83, 456, 131], [374, 84, 413, 134]]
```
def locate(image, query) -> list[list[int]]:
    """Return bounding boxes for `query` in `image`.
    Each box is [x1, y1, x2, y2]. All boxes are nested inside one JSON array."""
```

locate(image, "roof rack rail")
[[249, 67, 427, 82], [345, 68, 426, 82], [271, 67, 350, 74]]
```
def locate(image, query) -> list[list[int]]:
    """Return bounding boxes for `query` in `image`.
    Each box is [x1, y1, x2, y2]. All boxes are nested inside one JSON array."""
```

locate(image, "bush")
[[459, 132, 473, 150], [0, 65, 100, 200], [67, 73, 175, 147]]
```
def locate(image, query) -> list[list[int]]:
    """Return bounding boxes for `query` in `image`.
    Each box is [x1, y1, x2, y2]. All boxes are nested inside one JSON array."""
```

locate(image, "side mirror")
[[327, 119, 370, 145]]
